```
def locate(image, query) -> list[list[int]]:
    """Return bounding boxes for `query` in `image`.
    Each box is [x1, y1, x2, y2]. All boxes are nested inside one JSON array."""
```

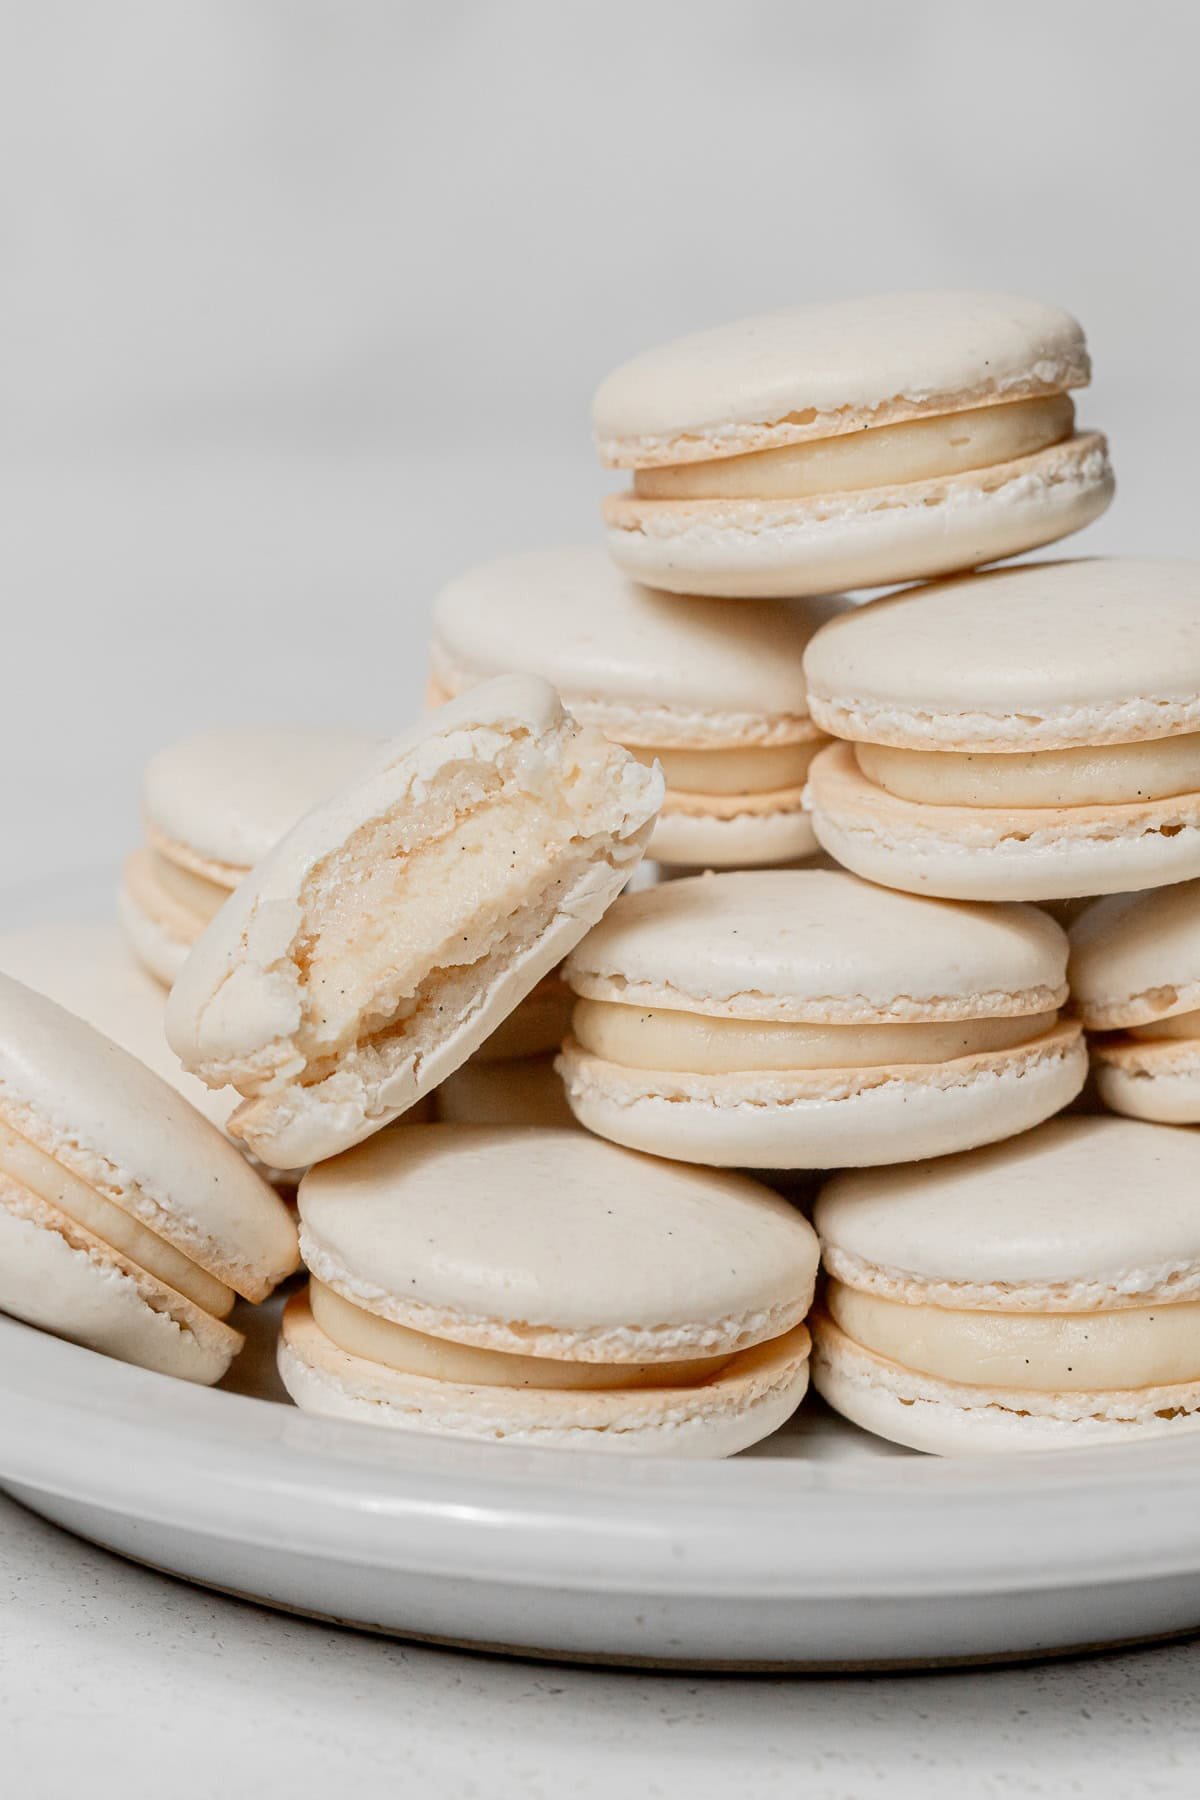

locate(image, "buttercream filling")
[[1128, 1007, 1200, 1041], [629, 739, 821, 796], [855, 733, 1200, 809], [828, 1281, 1200, 1391], [145, 850, 231, 928], [309, 1281, 732, 1390], [632, 396, 1074, 501], [0, 1116, 235, 1318], [571, 999, 1058, 1073]]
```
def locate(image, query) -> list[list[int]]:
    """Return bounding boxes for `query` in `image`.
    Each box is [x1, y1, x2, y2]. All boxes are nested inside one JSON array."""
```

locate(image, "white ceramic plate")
[[4, 871, 1200, 1668]]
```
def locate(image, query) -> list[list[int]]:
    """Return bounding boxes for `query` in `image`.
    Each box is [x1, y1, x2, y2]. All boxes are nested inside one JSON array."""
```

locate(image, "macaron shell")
[[557, 1023, 1085, 1170], [808, 740, 1200, 902], [650, 801, 819, 869], [811, 1313, 1200, 1455], [593, 292, 1091, 465], [0, 1181, 242, 1385], [564, 869, 1069, 1024], [603, 434, 1111, 598], [1068, 881, 1200, 1029], [278, 1291, 811, 1458], [298, 1125, 817, 1359], [1090, 1041, 1200, 1124], [117, 868, 194, 985]]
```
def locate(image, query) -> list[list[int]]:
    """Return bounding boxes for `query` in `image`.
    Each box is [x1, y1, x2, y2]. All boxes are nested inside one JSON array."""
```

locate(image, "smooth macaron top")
[[563, 870, 1068, 1024], [0, 972, 298, 1297], [816, 1116, 1200, 1306], [594, 291, 1090, 466], [803, 559, 1200, 752], [431, 546, 841, 744], [299, 1124, 819, 1360], [1069, 881, 1200, 1029], [144, 727, 378, 872]]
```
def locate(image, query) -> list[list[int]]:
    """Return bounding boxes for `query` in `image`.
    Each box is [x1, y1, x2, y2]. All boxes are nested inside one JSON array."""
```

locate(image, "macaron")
[[594, 292, 1111, 598], [120, 727, 377, 983], [430, 546, 840, 866], [279, 1125, 819, 1456], [1069, 881, 1200, 1122], [804, 559, 1200, 901], [167, 676, 663, 1168], [557, 869, 1084, 1168], [0, 971, 298, 1383], [811, 1117, 1200, 1452], [434, 1054, 575, 1129]]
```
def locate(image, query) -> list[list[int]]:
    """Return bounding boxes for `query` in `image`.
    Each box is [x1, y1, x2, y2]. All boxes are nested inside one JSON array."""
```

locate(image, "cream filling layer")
[[1129, 1007, 1200, 1041], [855, 734, 1200, 809], [571, 999, 1058, 1074], [632, 396, 1074, 502], [147, 850, 231, 927], [0, 1117, 235, 1318], [828, 1281, 1200, 1392], [310, 1282, 732, 1390], [629, 739, 821, 796]]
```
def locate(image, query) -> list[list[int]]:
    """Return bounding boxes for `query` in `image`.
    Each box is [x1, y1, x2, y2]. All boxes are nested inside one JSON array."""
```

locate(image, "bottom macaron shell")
[[1090, 1039, 1200, 1124], [650, 802, 818, 870], [603, 434, 1112, 600], [0, 1183, 242, 1385], [278, 1292, 810, 1458], [809, 742, 1200, 902], [555, 1022, 1086, 1170], [810, 1313, 1200, 1455]]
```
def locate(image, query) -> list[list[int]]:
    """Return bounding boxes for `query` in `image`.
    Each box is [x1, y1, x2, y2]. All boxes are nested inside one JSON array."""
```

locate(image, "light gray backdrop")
[[3, 0, 1193, 879]]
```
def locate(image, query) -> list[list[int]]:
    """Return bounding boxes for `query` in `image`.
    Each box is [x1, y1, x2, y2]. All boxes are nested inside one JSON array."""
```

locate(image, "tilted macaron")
[[0, 972, 298, 1384], [166, 677, 663, 1169], [805, 559, 1200, 901], [279, 1125, 818, 1456], [120, 728, 377, 983], [811, 1117, 1200, 1453], [434, 1053, 575, 1129], [430, 546, 841, 866], [1069, 881, 1200, 1121], [556, 869, 1084, 1168], [594, 292, 1111, 598]]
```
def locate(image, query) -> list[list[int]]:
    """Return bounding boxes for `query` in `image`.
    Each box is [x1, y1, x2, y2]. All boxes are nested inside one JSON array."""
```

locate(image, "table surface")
[[4, 451, 1200, 1795]]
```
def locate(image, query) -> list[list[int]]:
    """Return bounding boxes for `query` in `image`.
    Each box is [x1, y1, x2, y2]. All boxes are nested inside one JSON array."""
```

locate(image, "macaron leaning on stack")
[[593, 291, 1112, 598], [120, 727, 377, 983], [0, 971, 298, 1384], [804, 559, 1200, 901], [279, 1125, 820, 1457]]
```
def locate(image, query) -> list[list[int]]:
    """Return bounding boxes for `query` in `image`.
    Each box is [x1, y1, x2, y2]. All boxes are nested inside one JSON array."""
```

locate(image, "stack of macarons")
[[12, 285, 1200, 1463]]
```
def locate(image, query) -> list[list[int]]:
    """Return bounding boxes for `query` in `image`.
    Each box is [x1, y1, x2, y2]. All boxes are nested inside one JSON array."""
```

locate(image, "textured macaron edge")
[[278, 1291, 811, 1451], [1087, 1041, 1200, 1125], [810, 1311, 1200, 1442], [117, 875, 192, 987], [297, 1221, 813, 1363], [650, 803, 819, 870], [144, 823, 245, 890], [0, 1176, 244, 1380]]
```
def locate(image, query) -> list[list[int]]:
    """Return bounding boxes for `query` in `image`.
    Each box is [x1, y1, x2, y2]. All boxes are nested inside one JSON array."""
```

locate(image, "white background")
[[4, 3, 1200, 1791]]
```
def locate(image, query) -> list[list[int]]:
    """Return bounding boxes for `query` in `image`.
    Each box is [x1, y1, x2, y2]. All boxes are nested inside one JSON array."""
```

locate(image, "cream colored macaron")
[[595, 292, 1111, 598], [166, 676, 663, 1169], [279, 1125, 818, 1456], [812, 1117, 1200, 1453], [120, 728, 377, 983], [431, 546, 841, 866], [805, 559, 1200, 901], [1069, 881, 1200, 1122], [0, 972, 298, 1384], [557, 869, 1083, 1168]]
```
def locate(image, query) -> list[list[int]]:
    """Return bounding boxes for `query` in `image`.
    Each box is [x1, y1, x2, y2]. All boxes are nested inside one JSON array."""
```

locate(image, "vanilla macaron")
[[167, 677, 662, 1169], [812, 1117, 1200, 1452], [805, 559, 1200, 901], [279, 1125, 818, 1456], [121, 728, 377, 983], [595, 292, 1111, 598], [557, 870, 1083, 1168], [431, 546, 839, 866], [1069, 881, 1200, 1122], [0, 972, 298, 1383]]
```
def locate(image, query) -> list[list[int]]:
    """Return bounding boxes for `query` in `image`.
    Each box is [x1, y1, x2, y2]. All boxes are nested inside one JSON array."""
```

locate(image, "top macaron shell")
[[595, 292, 1091, 465], [298, 1124, 819, 1360], [0, 973, 298, 1298], [1069, 882, 1200, 1029]]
